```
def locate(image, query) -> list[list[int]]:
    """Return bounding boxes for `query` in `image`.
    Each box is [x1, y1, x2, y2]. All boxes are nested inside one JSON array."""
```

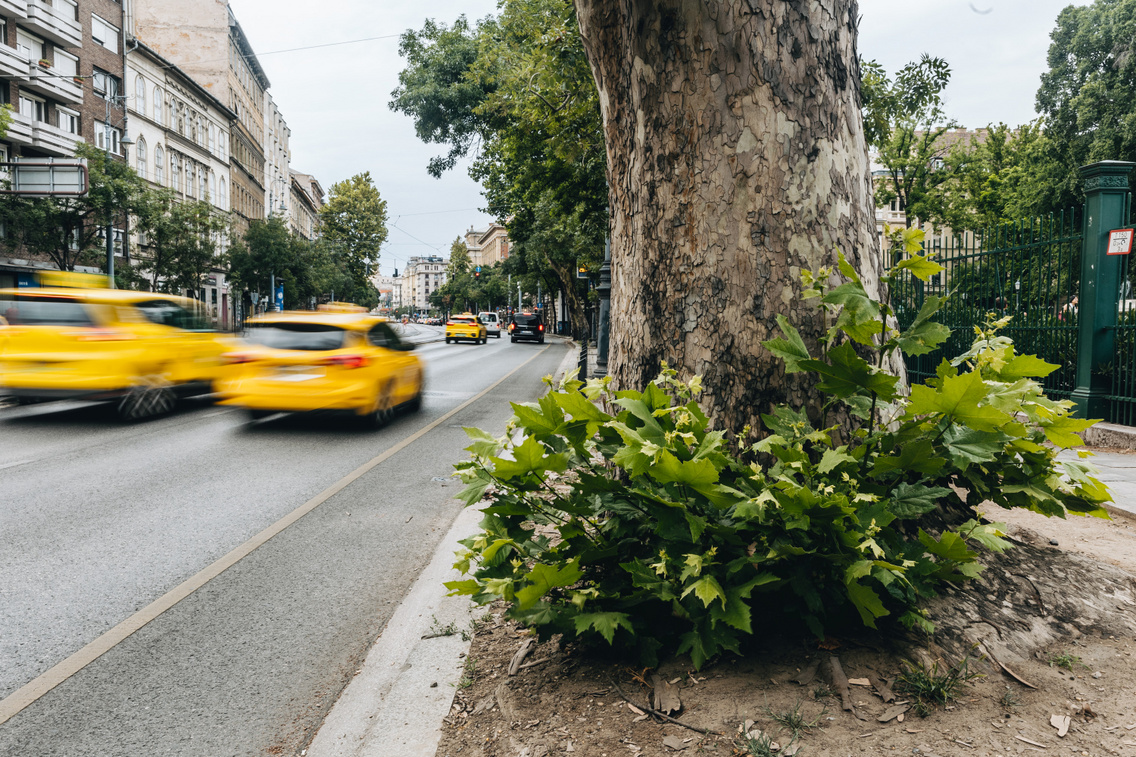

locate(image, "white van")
[[478, 311, 502, 338]]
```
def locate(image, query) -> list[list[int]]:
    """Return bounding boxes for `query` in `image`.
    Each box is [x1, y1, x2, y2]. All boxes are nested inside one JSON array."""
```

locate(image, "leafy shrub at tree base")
[[447, 239, 1111, 669]]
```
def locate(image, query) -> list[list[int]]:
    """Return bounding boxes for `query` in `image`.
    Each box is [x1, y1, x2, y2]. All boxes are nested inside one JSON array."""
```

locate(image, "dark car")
[[509, 312, 545, 344]]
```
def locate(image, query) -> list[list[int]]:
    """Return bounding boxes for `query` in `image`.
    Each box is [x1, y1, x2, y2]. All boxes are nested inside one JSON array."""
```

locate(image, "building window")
[[16, 30, 44, 61], [18, 94, 46, 123], [208, 123, 216, 154], [91, 15, 119, 54], [57, 106, 79, 134], [95, 125, 121, 154], [171, 154, 180, 193], [201, 169, 209, 200], [92, 68, 120, 99], [154, 145, 164, 185], [135, 75, 146, 114], [209, 172, 216, 202], [136, 137, 147, 180], [218, 177, 227, 210], [186, 162, 195, 198], [153, 86, 163, 125], [55, 50, 78, 79]]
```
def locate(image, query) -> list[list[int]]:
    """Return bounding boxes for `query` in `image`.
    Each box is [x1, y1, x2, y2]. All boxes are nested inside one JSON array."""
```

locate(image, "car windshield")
[[245, 323, 347, 351], [452, 317, 474, 323], [0, 295, 96, 326], [513, 314, 541, 326]]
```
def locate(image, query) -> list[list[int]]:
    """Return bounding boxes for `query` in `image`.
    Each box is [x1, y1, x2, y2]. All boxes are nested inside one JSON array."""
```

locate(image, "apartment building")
[[371, 271, 402, 311], [131, 0, 268, 239], [289, 169, 322, 241], [126, 39, 236, 325], [264, 93, 289, 218], [0, 0, 124, 287], [404, 255, 447, 312], [464, 223, 510, 268]]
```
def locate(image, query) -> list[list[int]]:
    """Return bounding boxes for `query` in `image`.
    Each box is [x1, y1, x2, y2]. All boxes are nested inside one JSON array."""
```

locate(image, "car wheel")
[[363, 381, 395, 429], [445, 337, 451, 344], [539, 337, 545, 344], [117, 372, 175, 421], [407, 371, 424, 413], [511, 337, 517, 343]]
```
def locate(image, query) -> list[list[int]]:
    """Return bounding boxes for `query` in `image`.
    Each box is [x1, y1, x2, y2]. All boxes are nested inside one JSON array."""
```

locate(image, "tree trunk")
[[573, 0, 892, 436]]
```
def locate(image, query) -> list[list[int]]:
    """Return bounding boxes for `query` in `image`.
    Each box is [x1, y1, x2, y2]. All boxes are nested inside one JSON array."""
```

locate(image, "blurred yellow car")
[[0, 279, 229, 419], [445, 313, 487, 344], [217, 310, 424, 426]]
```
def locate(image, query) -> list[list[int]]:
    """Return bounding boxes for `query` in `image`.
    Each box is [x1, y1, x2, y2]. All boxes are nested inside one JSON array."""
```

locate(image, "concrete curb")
[[307, 342, 577, 757]]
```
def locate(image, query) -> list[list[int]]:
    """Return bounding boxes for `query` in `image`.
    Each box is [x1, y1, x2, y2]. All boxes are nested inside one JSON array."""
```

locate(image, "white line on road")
[[0, 344, 553, 727], [0, 460, 32, 471]]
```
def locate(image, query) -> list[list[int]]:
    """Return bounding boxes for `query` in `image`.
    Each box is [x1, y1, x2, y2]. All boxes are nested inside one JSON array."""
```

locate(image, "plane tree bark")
[[573, 0, 888, 436]]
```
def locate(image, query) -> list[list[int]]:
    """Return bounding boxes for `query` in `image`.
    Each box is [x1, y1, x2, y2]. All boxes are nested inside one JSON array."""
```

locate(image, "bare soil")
[[435, 507, 1136, 757]]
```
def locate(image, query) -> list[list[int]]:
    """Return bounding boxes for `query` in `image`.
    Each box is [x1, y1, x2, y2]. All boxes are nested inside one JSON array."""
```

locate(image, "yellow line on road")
[[0, 345, 552, 727]]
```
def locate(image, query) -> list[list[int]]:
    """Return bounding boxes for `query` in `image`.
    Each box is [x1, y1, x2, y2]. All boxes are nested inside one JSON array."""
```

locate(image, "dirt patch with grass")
[[435, 509, 1136, 757]]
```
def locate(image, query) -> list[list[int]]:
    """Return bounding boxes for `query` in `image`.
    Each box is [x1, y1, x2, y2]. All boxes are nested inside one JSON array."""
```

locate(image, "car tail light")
[[538, 324, 545, 332], [70, 328, 135, 342], [446, 321, 455, 327], [322, 354, 369, 369], [223, 352, 257, 365], [509, 323, 515, 331]]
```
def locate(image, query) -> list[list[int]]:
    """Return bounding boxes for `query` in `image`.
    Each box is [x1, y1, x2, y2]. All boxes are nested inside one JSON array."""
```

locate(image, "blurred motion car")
[[445, 313, 487, 344], [478, 311, 502, 338], [509, 312, 545, 344], [0, 273, 229, 419], [217, 306, 423, 426]]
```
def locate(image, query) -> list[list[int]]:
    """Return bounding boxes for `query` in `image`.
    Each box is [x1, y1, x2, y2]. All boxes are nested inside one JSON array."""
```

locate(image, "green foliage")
[[392, 0, 604, 333], [133, 191, 228, 295], [862, 55, 957, 228], [318, 172, 388, 298], [896, 654, 984, 717], [1048, 650, 1087, 671], [0, 142, 152, 272], [449, 249, 1110, 669]]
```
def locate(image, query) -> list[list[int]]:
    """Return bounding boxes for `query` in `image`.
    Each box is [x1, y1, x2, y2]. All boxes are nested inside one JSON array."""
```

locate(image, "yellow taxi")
[[217, 306, 424, 426], [0, 273, 229, 420], [445, 313, 487, 344]]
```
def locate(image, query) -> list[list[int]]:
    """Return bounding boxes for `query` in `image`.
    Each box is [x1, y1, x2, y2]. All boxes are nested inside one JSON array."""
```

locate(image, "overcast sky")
[[226, 0, 1090, 275]]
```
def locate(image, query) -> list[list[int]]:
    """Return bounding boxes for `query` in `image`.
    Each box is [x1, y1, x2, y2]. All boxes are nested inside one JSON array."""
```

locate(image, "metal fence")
[[895, 209, 1083, 400], [1106, 194, 1136, 425]]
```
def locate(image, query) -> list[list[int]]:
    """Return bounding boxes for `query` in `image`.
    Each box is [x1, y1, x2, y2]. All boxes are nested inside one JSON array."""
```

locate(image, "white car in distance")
[[478, 312, 502, 338]]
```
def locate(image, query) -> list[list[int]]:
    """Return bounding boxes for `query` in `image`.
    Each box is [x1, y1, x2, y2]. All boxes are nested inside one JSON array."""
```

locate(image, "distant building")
[[132, 0, 270, 239], [289, 170, 323, 241], [265, 94, 289, 218], [404, 255, 447, 312], [464, 223, 510, 268], [371, 271, 403, 311]]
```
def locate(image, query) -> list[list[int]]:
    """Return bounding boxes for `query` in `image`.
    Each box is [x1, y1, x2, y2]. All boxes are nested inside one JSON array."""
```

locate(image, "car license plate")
[[270, 366, 323, 382], [518, 329, 532, 334]]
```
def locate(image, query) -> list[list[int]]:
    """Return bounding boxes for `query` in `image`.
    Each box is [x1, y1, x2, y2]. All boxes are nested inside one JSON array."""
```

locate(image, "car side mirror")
[[397, 342, 416, 351]]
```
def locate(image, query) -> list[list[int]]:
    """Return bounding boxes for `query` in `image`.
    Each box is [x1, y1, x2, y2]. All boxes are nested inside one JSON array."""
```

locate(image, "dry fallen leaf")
[[1050, 714, 1071, 737], [662, 734, 688, 751], [848, 677, 872, 686], [628, 704, 645, 716]]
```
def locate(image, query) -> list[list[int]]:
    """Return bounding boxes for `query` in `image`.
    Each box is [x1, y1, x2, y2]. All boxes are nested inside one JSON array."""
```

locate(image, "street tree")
[[318, 172, 389, 293], [448, 236, 471, 277], [134, 190, 229, 295], [228, 216, 293, 304], [572, 0, 893, 437], [0, 142, 151, 272], [862, 55, 957, 229]]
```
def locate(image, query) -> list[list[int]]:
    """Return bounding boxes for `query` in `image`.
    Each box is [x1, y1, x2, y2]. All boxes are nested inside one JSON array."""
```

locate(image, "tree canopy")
[[318, 172, 388, 297]]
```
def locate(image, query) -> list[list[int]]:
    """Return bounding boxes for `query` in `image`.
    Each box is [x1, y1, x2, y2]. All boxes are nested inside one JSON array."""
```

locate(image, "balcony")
[[0, 0, 27, 18], [6, 111, 35, 147], [31, 120, 82, 157], [0, 42, 31, 80], [22, 65, 83, 106], [23, 0, 82, 49]]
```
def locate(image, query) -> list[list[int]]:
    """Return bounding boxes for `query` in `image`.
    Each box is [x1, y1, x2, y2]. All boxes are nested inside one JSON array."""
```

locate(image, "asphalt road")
[[0, 329, 569, 756]]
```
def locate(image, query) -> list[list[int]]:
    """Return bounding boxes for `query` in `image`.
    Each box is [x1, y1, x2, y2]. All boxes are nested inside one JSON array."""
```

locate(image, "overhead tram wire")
[[151, 33, 404, 74]]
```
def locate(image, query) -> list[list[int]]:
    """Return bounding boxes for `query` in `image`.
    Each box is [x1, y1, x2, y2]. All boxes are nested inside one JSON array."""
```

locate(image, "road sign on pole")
[[0, 159, 89, 196]]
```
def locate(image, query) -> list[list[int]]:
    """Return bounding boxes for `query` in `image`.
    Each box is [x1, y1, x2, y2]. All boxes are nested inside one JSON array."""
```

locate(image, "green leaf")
[[710, 590, 753, 633], [764, 314, 812, 372], [907, 371, 1012, 431], [891, 253, 944, 282], [444, 579, 482, 596], [889, 483, 953, 518], [870, 439, 946, 478], [573, 612, 634, 644], [456, 470, 493, 507], [959, 519, 1013, 552], [998, 354, 1059, 381], [895, 296, 951, 356], [823, 282, 883, 345], [918, 529, 978, 563], [846, 581, 890, 628], [801, 342, 899, 400], [1041, 415, 1096, 448], [492, 436, 570, 480], [555, 389, 611, 424], [511, 401, 563, 435], [681, 575, 727, 608], [817, 447, 856, 474], [515, 561, 583, 609], [650, 450, 719, 487], [463, 426, 502, 457], [941, 425, 1008, 466]]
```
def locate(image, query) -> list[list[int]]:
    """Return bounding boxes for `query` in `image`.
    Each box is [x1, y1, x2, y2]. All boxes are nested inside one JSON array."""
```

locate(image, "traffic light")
[[474, 265, 482, 280]]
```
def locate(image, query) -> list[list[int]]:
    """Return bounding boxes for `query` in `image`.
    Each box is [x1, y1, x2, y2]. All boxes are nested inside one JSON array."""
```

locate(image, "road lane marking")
[[0, 459, 32, 471], [0, 344, 555, 727]]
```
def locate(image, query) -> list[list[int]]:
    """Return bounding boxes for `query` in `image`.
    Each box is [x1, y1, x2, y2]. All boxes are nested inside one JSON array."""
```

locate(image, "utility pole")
[[104, 80, 116, 288]]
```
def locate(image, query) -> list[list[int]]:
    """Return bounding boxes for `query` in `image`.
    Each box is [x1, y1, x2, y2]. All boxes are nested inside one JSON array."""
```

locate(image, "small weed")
[[735, 729, 780, 757], [458, 657, 477, 689], [896, 654, 984, 717], [767, 700, 826, 740], [998, 686, 1021, 709], [1048, 651, 1086, 671], [811, 683, 834, 700]]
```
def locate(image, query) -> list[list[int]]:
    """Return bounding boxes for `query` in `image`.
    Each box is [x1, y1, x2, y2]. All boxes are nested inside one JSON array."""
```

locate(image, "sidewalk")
[[305, 341, 581, 757]]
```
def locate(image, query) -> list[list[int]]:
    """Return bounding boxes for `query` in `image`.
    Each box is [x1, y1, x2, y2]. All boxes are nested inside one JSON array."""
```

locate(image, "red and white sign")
[[1107, 228, 1134, 255]]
